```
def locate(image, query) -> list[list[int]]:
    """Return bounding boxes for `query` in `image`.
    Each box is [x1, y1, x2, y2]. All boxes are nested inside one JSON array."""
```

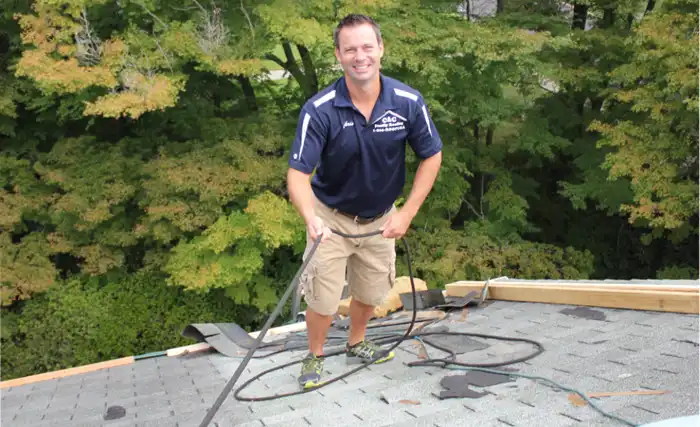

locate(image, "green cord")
[[444, 365, 639, 427]]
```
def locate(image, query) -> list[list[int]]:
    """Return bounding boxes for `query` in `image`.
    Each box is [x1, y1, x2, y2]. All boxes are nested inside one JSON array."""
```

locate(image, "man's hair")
[[333, 14, 382, 48]]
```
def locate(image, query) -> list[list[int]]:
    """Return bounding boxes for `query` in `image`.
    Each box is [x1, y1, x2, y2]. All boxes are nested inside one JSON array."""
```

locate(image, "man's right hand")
[[307, 216, 332, 243]]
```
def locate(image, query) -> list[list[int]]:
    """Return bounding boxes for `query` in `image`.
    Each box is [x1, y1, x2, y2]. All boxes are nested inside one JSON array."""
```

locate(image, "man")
[[287, 13, 443, 389]]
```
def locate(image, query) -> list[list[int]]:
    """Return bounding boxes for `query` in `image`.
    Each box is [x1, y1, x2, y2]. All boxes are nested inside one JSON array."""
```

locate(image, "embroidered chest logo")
[[372, 111, 407, 133]]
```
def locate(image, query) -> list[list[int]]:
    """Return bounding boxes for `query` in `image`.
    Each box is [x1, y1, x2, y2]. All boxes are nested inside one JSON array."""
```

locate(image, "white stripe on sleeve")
[[421, 105, 432, 137], [298, 113, 311, 160]]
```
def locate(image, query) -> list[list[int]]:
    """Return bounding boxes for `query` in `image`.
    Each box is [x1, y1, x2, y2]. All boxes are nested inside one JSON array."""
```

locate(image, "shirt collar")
[[333, 73, 396, 110]]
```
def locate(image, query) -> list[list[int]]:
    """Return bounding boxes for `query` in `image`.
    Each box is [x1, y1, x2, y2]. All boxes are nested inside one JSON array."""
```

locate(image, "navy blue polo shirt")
[[288, 74, 443, 218]]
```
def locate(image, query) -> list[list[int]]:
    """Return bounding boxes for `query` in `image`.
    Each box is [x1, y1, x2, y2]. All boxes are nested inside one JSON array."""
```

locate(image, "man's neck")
[[346, 74, 381, 105]]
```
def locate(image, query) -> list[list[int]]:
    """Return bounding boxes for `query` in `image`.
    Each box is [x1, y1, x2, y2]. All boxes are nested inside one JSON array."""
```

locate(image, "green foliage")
[[1, 272, 255, 381], [163, 191, 305, 311], [1, 0, 697, 381], [0, 232, 58, 305], [587, 0, 699, 233], [656, 265, 698, 280], [398, 228, 595, 288]]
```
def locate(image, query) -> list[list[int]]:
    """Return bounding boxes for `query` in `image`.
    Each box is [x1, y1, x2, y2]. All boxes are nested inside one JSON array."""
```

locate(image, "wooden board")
[[446, 280, 700, 293], [445, 282, 699, 314], [0, 356, 134, 389], [338, 276, 428, 318]]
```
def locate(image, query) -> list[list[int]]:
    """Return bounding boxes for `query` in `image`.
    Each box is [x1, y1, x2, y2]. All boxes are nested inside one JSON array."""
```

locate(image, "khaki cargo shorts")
[[300, 193, 397, 316]]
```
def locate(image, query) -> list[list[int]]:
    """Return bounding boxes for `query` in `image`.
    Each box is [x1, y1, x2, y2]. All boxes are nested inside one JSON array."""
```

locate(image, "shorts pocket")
[[388, 247, 397, 289], [300, 262, 318, 302]]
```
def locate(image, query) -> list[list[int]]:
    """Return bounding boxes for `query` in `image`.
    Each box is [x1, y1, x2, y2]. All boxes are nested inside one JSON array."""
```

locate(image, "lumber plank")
[[445, 280, 700, 293], [445, 283, 699, 314], [0, 356, 134, 389]]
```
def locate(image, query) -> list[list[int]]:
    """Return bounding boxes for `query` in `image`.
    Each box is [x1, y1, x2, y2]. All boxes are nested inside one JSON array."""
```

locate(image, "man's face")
[[335, 23, 384, 85]]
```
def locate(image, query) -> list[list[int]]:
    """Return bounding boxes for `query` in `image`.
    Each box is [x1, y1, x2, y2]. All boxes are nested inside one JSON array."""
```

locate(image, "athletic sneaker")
[[298, 353, 324, 389], [346, 340, 395, 365]]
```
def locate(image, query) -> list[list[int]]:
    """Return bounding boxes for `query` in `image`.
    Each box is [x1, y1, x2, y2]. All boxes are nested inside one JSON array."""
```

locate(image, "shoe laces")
[[302, 354, 323, 373], [350, 340, 380, 358]]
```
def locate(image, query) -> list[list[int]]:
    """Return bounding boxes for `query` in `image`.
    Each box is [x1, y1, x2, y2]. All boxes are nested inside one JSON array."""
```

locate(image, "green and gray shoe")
[[298, 353, 324, 389], [346, 340, 395, 365]]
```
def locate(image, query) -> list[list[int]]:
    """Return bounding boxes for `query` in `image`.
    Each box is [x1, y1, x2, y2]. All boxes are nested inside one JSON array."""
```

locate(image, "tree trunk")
[[601, 7, 615, 29], [572, 3, 588, 30], [645, 0, 656, 14], [264, 41, 313, 101], [591, 98, 604, 114], [236, 75, 258, 112], [297, 44, 318, 97], [462, 0, 470, 21], [496, 0, 504, 14]]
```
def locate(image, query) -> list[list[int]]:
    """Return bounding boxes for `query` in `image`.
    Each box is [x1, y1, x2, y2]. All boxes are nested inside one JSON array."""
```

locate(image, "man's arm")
[[287, 106, 330, 241], [400, 150, 442, 220], [287, 168, 316, 225], [381, 94, 443, 239]]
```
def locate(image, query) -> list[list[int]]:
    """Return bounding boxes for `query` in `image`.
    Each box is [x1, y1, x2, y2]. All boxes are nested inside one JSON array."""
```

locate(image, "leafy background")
[[1, 0, 697, 380]]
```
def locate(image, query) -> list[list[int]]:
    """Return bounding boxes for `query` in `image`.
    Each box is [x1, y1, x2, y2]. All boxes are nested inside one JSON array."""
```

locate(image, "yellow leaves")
[[590, 119, 698, 230], [244, 191, 304, 250], [0, 232, 58, 306], [14, 7, 125, 94], [0, 188, 32, 229], [161, 191, 304, 297], [82, 73, 185, 119], [256, 1, 328, 47], [144, 200, 219, 233], [76, 244, 125, 275], [15, 49, 118, 93], [47, 232, 74, 253], [15, 4, 184, 119], [200, 213, 250, 254], [15, 11, 78, 51], [216, 58, 265, 77]]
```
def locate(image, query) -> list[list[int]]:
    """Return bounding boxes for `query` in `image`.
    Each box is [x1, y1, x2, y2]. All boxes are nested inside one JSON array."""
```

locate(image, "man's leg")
[[305, 306, 333, 356], [297, 195, 352, 388], [345, 211, 397, 364], [348, 298, 375, 346]]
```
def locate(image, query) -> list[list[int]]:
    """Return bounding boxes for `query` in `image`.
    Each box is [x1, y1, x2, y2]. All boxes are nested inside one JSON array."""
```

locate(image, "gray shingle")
[[216, 418, 264, 427], [9, 410, 46, 426], [135, 416, 179, 427], [133, 407, 174, 424], [638, 389, 700, 417], [4, 300, 698, 427], [400, 397, 473, 418], [72, 406, 105, 421], [2, 391, 28, 407]]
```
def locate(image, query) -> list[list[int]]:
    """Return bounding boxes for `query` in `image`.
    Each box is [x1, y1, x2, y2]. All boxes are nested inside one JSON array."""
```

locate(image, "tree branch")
[[240, 0, 255, 38], [190, 0, 208, 14], [479, 175, 484, 216], [263, 53, 286, 69], [462, 197, 484, 219], [137, 1, 169, 29]]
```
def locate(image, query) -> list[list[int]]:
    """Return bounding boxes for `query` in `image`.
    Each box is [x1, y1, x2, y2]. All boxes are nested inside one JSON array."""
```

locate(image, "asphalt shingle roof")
[[2, 299, 698, 427]]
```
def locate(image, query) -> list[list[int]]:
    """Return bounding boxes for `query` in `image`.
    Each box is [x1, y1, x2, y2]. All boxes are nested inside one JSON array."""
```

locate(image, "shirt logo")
[[343, 121, 354, 129], [372, 111, 407, 133]]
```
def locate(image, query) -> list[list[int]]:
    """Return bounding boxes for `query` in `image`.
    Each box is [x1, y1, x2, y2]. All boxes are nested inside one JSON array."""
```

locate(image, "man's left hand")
[[380, 210, 413, 239]]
